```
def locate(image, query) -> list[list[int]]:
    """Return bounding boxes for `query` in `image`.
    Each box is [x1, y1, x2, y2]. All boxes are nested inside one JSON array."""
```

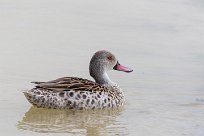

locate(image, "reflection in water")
[[17, 106, 126, 135]]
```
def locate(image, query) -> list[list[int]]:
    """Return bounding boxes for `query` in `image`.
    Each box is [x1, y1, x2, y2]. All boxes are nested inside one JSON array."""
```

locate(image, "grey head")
[[89, 50, 133, 85]]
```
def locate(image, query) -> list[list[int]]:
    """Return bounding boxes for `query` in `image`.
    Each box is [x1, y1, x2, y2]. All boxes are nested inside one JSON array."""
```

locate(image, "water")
[[0, 0, 204, 135]]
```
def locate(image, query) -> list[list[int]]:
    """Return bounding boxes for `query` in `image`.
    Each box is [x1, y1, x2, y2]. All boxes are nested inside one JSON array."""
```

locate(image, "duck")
[[23, 50, 133, 110]]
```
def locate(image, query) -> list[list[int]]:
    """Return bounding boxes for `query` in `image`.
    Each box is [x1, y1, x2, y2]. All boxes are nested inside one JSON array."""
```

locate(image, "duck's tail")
[[23, 90, 36, 105], [23, 89, 61, 108]]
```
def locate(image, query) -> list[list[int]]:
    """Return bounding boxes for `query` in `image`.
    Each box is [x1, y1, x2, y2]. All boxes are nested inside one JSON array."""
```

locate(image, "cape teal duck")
[[24, 50, 133, 109]]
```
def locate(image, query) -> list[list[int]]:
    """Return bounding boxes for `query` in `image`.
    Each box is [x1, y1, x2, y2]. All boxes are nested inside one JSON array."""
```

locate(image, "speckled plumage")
[[24, 77, 124, 109], [24, 50, 132, 109]]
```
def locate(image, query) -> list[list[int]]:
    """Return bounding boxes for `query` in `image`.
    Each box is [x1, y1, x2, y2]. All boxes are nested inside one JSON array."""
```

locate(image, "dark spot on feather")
[[91, 99, 95, 104], [69, 92, 74, 97], [97, 94, 101, 98], [108, 103, 111, 107], [104, 99, 107, 103], [99, 92, 102, 95], [68, 100, 72, 104], [59, 92, 64, 97], [35, 99, 39, 103], [36, 91, 41, 95], [83, 95, 87, 99], [108, 98, 110, 101], [77, 94, 81, 99], [86, 99, 90, 104], [79, 107, 83, 110], [28, 95, 32, 99]]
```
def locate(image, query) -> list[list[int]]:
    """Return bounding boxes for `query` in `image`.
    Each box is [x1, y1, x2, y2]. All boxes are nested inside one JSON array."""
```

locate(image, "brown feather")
[[32, 77, 107, 93]]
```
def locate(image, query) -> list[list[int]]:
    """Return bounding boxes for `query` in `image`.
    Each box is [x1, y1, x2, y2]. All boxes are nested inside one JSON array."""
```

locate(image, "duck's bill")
[[113, 61, 133, 73]]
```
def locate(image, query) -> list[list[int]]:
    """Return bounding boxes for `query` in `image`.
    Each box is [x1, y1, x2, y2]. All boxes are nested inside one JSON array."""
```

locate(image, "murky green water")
[[0, 0, 204, 135]]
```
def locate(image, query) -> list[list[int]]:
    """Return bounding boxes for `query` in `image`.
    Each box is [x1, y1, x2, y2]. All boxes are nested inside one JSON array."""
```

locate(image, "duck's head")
[[89, 50, 133, 85]]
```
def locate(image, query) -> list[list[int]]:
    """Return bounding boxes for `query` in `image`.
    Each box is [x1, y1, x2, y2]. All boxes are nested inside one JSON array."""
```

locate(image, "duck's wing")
[[31, 77, 106, 92]]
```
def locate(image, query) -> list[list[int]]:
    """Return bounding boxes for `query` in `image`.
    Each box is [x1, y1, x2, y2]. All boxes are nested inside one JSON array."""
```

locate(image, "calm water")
[[0, 0, 204, 135]]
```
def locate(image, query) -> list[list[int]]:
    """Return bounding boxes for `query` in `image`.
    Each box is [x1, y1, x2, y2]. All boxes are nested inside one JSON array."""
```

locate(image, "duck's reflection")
[[17, 106, 126, 135]]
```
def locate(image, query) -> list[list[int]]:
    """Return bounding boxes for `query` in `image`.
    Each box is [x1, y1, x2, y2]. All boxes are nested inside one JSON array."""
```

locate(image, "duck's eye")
[[107, 55, 113, 61]]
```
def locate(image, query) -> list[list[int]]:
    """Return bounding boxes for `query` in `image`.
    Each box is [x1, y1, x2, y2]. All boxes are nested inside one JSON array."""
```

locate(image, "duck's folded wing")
[[31, 77, 102, 92]]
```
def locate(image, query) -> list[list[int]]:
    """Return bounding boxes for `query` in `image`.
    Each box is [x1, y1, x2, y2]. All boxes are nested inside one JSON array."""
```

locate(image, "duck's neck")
[[93, 72, 115, 86]]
